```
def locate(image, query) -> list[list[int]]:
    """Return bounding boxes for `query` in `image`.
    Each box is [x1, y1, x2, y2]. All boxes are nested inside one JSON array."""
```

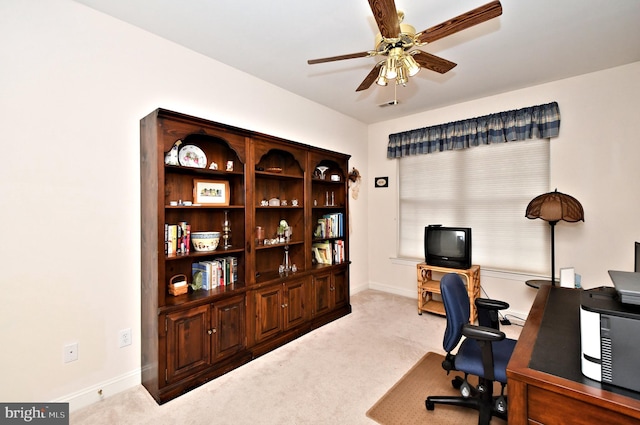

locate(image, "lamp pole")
[[550, 220, 557, 286]]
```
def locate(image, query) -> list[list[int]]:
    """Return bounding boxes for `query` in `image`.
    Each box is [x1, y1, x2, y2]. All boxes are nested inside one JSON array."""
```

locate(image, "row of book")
[[314, 212, 344, 239], [192, 257, 238, 290], [165, 222, 191, 255], [312, 240, 345, 265]]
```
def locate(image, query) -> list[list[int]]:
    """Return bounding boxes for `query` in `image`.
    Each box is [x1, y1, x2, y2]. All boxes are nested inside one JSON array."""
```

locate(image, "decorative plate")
[[178, 145, 207, 168]]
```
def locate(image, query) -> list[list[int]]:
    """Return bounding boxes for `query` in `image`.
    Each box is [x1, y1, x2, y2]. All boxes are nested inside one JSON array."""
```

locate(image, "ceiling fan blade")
[[368, 0, 401, 39], [416, 0, 502, 45], [308, 51, 372, 65], [412, 51, 457, 74], [356, 64, 382, 92]]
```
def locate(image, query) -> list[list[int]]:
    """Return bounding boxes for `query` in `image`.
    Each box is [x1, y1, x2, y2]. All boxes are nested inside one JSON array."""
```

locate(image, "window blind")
[[399, 139, 550, 274]]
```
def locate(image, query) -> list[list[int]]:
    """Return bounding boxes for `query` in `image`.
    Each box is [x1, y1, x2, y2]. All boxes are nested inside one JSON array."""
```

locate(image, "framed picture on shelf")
[[193, 179, 230, 205]]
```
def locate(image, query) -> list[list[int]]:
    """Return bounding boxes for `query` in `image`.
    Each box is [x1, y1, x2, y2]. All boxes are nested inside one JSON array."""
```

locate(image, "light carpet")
[[366, 352, 507, 425]]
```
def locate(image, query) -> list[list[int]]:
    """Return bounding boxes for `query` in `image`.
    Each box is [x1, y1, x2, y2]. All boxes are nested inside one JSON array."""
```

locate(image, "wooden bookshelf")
[[140, 108, 351, 403]]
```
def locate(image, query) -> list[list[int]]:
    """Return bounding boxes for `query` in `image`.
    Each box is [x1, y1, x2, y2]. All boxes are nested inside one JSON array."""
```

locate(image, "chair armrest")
[[462, 324, 507, 382], [475, 297, 509, 311], [462, 323, 506, 342]]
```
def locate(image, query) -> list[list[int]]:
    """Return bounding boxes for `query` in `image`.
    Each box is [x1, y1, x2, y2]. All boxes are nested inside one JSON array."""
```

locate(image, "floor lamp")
[[525, 189, 584, 286]]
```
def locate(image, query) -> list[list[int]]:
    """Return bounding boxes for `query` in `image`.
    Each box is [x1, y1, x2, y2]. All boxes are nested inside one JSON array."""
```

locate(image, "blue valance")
[[387, 101, 560, 158]]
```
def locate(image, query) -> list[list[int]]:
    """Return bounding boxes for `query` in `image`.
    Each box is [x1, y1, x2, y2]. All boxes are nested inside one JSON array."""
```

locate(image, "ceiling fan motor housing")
[[375, 22, 417, 53]]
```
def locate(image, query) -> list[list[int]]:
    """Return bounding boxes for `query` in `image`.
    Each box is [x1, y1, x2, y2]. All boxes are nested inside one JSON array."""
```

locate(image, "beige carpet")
[[366, 352, 507, 425]]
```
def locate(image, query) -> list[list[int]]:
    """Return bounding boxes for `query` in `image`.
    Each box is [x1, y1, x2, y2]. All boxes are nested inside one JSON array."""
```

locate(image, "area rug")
[[366, 352, 507, 425]]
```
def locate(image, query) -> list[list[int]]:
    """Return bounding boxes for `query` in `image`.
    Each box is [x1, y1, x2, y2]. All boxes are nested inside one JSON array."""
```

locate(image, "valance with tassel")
[[387, 101, 560, 158]]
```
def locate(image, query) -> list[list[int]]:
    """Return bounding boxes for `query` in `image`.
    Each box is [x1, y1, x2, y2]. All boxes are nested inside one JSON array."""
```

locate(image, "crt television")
[[425, 225, 472, 270]]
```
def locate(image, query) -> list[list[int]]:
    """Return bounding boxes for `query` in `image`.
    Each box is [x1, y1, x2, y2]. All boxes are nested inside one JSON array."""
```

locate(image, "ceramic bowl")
[[191, 231, 221, 252]]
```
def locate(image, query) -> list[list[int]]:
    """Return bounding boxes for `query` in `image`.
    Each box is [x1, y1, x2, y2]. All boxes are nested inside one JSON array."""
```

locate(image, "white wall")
[[0, 0, 369, 409], [367, 61, 640, 318]]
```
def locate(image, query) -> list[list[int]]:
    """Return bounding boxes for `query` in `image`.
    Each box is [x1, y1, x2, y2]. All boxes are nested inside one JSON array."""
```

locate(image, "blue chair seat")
[[455, 337, 517, 383]]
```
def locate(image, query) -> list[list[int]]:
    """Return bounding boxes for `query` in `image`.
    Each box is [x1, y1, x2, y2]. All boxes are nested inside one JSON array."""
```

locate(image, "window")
[[399, 140, 550, 274]]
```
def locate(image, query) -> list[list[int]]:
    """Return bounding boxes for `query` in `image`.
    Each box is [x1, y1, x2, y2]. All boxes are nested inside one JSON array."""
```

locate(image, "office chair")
[[426, 273, 517, 425]]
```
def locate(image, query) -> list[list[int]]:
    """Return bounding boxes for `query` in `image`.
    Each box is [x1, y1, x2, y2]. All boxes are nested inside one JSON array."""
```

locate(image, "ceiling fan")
[[307, 0, 502, 92]]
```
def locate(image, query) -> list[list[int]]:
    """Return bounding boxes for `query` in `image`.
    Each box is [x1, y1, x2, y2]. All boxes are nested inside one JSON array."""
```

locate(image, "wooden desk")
[[507, 285, 640, 424]]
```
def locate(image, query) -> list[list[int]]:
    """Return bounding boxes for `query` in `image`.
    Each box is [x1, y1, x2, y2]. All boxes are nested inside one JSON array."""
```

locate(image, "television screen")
[[428, 230, 466, 257]]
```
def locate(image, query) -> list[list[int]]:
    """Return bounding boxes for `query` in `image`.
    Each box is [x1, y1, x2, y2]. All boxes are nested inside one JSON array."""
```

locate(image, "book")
[[219, 258, 227, 286], [312, 242, 332, 264], [333, 239, 345, 264], [178, 222, 190, 254], [167, 224, 178, 255], [312, 247, 322, 264], [191, 262, 208, 291], [227, 256, 238, 284], [202, 261, 214, 290], [164, 223, 169, 255]]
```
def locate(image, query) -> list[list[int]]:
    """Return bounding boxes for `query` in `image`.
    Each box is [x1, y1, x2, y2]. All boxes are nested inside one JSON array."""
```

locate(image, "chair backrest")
[[440, 273, 470, 353]]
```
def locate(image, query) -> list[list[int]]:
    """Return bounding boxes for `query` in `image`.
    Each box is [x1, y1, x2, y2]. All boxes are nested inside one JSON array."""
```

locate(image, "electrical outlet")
[[119, 328, 132, 348], [64, 343, 78, 363]]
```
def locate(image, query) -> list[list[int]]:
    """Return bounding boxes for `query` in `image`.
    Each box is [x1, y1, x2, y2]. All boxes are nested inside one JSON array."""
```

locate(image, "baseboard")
[[53, 368, 141, 413], [368, 281, 416, 299], [349, 281, 370, 295]]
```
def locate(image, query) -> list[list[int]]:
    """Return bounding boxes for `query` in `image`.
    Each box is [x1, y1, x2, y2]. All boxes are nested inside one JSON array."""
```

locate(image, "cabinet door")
[[255, 285, 283, 342], [312, 273, 332, 316], [165, 304, 211, 384], [332, 267, 349, 309], [284, 278, 310, 330], [212, 295, 246, 362]]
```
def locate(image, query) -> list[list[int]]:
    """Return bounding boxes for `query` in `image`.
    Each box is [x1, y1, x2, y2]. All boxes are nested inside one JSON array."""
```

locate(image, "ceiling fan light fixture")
[[376, 64, 388, 86], [385, 55, 398, 79], [402, 54, 420, 77], [396, 65, 408, 86]]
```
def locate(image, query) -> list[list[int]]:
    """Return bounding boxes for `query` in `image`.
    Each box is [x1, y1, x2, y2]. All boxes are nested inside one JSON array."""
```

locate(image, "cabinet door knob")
[[281, 303, 288, 308], [208, 328, 217, 334]]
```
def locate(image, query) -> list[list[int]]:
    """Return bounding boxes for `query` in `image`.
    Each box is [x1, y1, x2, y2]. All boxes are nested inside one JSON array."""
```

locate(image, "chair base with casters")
[[426, 375, 508, 423], [425, 273, 516, 425]]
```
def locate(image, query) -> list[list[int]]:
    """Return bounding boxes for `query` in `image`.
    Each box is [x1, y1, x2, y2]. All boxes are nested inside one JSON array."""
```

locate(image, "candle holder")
[[281, 245, 291, 274], [222, 210, 232, 249]]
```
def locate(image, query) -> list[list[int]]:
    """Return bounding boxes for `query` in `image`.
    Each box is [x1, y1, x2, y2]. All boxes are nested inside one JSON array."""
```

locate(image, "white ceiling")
[[74, 0, 640, 124]]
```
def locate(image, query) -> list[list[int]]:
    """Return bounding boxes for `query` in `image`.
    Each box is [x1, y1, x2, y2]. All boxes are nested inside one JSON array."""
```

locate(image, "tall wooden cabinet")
[[141, 108, 351, 403]]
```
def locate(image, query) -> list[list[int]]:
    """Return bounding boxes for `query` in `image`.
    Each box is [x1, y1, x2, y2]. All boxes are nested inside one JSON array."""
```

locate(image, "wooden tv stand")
[[416, 263, 480, 322]]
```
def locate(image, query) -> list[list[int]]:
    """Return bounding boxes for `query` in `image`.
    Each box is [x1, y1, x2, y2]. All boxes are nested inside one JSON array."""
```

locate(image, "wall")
[[367, 61, 640, 318], [0, 0, 369, 409]]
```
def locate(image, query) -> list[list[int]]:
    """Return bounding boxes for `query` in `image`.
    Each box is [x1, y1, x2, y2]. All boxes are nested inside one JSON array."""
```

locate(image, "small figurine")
[[278, 219, 291, 243]]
